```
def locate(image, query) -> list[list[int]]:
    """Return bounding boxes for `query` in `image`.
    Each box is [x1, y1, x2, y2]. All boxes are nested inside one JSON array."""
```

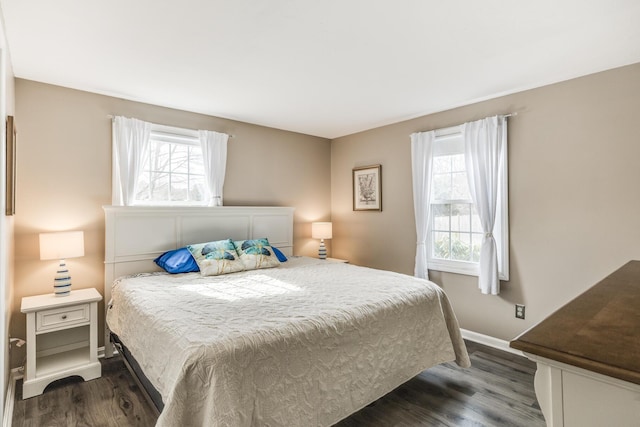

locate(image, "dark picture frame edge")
[[6, 115, 15, 216], [352, 164, 382, 212]]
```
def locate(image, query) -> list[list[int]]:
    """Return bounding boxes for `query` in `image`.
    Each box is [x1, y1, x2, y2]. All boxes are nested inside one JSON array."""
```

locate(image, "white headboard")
[[103, 205, 294, 356]]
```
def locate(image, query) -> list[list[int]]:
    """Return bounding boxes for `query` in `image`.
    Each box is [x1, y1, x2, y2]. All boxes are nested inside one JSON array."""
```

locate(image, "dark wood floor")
[[12, 355, 157, 427], [12, 340, 544, 427], [336, 341, 544, 427]]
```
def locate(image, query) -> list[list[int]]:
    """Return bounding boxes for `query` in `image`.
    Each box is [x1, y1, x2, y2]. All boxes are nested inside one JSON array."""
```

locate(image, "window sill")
[[428, 259, 479, 277], [428, 259, 508, 281]]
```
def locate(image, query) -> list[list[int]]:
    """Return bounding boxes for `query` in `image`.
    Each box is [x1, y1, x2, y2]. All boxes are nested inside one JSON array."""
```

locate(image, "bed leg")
[[104, 329, 115, 358]]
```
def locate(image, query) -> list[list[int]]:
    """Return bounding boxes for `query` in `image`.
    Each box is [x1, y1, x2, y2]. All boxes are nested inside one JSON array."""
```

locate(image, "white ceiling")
[[2, 1, 640, 138]]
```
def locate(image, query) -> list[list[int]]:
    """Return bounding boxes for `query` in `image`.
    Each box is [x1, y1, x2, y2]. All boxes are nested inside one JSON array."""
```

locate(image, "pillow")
[[154, 247, 200, 274], [234, 238, 281, 270], [271, 246, 288, 262], [187, 239, 245, 276]]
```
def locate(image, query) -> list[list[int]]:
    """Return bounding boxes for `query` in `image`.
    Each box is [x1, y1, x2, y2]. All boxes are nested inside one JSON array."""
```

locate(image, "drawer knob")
[[61, 315, 67, 320]]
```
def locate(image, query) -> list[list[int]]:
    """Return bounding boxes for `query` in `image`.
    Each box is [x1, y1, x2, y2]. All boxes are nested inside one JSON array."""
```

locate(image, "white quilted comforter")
[[107, 257, 470, 427]]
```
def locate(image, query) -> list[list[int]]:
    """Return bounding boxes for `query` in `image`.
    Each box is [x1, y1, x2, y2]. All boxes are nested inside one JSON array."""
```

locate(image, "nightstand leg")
[[25, 313, 36, 382], [90, 303, 98, 364]]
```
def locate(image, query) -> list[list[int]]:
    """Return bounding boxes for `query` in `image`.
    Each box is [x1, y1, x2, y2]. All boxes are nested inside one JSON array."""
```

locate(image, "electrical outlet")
[[515, 304, 525, 319]]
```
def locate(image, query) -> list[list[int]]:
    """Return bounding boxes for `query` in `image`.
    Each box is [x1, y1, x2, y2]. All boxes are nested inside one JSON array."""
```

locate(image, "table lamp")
[[311, 222, 332, 260], [39, 231, 85, 296]]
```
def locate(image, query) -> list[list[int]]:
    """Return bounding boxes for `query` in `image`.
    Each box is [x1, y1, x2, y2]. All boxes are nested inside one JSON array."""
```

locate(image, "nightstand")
[[20, 288, 102, 399]]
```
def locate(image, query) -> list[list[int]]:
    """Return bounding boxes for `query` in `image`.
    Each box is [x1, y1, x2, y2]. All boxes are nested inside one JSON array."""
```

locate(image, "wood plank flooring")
[[336, 341, 544, 427], [12, 340, 544, 426]]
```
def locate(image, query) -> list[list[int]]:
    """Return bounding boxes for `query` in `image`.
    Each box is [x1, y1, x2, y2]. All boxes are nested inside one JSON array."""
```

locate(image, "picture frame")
[[6, 116, 15, 216], [353, 164, 382, 211]]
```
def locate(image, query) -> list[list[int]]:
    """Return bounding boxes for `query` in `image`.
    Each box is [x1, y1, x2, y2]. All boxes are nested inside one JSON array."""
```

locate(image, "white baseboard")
[[3, 367, 22, 427], [460, 328, 524, 357]]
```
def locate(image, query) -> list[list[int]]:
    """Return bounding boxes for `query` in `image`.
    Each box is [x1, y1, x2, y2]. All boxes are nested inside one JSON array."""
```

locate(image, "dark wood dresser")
[[510, 260, 640, 427]]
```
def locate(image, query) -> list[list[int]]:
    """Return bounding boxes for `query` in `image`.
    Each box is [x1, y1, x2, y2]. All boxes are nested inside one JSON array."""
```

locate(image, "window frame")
[[132, 123, 208, 207], [427, 125, 509, 281]]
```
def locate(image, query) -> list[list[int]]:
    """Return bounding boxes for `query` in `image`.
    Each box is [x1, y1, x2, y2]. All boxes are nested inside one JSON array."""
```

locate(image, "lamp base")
[[318, 239, 327, 260], [54, 260, 72, 297]]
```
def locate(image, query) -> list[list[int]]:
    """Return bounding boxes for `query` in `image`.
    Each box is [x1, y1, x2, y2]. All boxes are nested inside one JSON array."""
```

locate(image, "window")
[[427, 125, 509, 279], [134, 124, 207, 206], [112, 116, 228, 207]]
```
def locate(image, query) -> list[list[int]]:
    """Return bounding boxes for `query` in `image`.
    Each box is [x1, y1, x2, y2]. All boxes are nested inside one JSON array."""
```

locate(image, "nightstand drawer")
[[36, 304, 90, 332]]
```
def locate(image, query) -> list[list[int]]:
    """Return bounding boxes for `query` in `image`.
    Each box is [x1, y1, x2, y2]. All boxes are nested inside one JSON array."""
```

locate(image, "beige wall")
[[10, 79, 331, 367], [331, 62, 640, 342]]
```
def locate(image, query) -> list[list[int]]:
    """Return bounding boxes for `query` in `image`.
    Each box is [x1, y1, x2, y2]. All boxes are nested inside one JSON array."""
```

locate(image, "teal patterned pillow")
[[234, 238, 281, 270], [187, 239, 245, 276]]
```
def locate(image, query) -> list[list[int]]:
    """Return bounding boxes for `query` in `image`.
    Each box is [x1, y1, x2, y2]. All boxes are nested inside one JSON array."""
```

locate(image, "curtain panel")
[[410, 131, 435, 280], [198, 130, 229, 206], [463, 115, 506, 295], [112, 116, 152, 206]]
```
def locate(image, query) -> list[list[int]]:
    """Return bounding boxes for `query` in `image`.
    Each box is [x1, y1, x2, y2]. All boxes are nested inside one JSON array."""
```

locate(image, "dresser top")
[[21, 288, 102, 313], [511, 260, 640, 385]]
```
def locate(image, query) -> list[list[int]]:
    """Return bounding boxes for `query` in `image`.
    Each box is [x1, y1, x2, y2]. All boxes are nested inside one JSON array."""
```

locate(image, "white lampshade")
[[40, 231, 85, 297], [40, 231, 84, 260], [40, 231, 85, 260], [312, 222, 332, 240]]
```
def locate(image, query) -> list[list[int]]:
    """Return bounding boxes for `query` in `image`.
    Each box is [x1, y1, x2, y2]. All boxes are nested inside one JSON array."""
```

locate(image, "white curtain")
[[112, 116, 152, 206], [198, 130, 229, 206], [463, 115, 506, 295], [410, 131, 435, 279]]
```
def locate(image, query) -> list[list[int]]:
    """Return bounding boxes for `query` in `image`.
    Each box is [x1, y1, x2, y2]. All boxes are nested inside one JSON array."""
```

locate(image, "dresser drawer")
[[36, 304, 90, 332]]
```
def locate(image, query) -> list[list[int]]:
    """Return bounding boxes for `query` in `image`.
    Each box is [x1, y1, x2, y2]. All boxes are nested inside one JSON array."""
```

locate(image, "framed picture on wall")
[[5, 116, 15, 216], [353, 164, 382, 211]]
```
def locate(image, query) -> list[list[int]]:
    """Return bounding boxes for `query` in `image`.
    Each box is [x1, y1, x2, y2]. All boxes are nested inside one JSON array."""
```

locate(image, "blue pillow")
[[154, 247, 200, 273], [272, 246, 288, 262]]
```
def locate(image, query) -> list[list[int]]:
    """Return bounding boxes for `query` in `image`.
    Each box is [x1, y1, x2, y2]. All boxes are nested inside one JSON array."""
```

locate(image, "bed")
[[103, 206, 470, 426]]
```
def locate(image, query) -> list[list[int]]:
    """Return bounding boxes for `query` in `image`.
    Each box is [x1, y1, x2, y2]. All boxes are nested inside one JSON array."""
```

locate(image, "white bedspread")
[[107, 257, 470, 426]]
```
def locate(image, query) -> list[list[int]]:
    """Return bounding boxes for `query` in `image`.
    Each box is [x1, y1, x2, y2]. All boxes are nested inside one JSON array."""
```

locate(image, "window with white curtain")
[[112, 116, 228, 207], [428, 124, 509, 280], [134, 124, 206, 205]]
